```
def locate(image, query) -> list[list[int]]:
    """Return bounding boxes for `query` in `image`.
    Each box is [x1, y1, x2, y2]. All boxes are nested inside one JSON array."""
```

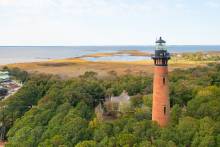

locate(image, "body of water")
[[0, 45, 219, 64], [83, 55, 151, 62]]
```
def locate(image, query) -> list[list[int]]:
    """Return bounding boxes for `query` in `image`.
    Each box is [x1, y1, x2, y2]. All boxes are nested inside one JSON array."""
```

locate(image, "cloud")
[[0, 0, 16, 6], [1, 0, 219, 45], [205, 1, 220, 8], [0, 0, 169, 17]]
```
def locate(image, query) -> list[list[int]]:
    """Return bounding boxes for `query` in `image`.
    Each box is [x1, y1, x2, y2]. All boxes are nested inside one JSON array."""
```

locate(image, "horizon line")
[[1, 44, 220, 47]]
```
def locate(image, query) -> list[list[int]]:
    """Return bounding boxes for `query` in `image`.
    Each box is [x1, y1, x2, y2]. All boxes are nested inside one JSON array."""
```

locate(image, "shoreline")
[[1, 50, 220, 66], [79, 50, 151, 58], [1, 50, 219, 78]]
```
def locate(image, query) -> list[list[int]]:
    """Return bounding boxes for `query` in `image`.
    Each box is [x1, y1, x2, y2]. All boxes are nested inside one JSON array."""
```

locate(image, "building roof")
[[0, 71, 9, 74], [110, 91, 130, 103], [156, 37, 166, 44], [0, 71, 10, 80]]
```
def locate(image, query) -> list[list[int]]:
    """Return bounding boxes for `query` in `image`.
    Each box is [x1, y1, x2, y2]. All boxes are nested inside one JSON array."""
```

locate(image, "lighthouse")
[[152, 37, 170, 127]]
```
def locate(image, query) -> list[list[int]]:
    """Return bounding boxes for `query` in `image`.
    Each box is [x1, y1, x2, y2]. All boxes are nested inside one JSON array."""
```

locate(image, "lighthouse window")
[[164, 106, 166, 115], [163, 77, 165, 85]]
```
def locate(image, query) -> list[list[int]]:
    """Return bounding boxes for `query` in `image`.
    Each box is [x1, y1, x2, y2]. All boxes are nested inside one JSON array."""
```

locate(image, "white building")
[[0, 71, 10, 82], [105, 90, 131, 112]]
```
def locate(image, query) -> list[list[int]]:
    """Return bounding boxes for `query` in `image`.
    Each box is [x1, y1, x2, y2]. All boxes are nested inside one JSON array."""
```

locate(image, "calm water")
[[83, 55, 151, 62], [0, 45, 219, 64]]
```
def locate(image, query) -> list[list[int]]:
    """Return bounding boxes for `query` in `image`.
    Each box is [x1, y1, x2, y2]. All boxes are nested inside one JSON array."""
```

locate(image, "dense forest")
[[0, 63, 220, 147]]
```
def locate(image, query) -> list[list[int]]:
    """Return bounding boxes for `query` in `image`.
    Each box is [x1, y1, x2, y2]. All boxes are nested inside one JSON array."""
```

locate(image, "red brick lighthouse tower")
[[152, 37, 170, 127]]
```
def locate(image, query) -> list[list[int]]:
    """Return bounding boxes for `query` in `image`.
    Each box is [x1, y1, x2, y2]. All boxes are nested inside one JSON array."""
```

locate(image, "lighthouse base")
[[152, 66, 170, 127]]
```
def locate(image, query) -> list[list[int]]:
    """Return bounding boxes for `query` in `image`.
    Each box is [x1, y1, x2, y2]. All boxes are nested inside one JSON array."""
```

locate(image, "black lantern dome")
[[156, 37, 166, 44], [152, 37, 170, 66]]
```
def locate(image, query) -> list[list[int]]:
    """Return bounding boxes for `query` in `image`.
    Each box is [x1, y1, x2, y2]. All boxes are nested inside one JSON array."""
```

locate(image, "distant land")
[[0, 45, 220, 65], [3, 50, 220, 79]]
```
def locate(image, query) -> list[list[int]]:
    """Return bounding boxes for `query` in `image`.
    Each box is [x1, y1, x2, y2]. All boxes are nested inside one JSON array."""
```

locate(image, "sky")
[[0, 0, 220, 45]]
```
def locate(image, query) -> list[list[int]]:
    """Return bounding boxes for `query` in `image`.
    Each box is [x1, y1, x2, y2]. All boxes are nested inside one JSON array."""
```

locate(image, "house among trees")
[[0, 71, 10, 83], [95, 91, 131, 120]]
